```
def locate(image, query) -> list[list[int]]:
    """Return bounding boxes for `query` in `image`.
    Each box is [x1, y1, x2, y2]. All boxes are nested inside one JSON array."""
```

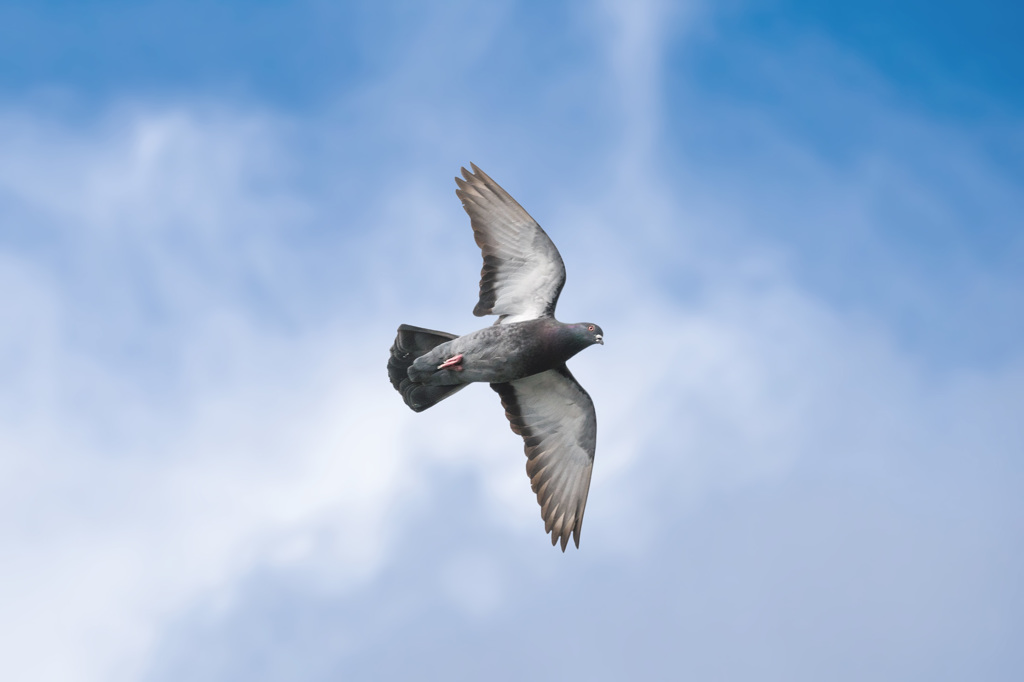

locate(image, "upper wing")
[[456, 164, 566, 324], [491, 366, 596, 551]]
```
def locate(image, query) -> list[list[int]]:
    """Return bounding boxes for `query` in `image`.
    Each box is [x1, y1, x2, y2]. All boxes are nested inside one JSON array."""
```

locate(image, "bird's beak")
[[596, 335, 604, 345]]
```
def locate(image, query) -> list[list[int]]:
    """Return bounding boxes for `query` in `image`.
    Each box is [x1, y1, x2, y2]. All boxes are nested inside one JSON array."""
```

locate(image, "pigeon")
[[388, 164, 604, 551]]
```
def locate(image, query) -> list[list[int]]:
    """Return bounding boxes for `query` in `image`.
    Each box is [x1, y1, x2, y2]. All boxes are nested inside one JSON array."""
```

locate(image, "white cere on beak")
[[595, 334, 604, 345]]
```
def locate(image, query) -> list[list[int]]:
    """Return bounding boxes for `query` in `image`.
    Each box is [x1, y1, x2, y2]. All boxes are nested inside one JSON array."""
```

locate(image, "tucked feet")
[[437, 354, 464, 371]]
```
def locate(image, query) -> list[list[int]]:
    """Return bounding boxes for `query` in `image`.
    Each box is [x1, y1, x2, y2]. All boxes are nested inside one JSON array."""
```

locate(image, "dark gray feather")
[[388, 324, 466, 412]]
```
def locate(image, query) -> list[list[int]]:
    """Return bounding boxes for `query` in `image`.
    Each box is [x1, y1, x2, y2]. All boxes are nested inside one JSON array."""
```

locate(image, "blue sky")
[[1, 1, 1022, 681]]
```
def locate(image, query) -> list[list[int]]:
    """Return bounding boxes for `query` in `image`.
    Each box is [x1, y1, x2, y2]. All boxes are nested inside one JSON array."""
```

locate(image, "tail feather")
[[388, 324, 466, 412]]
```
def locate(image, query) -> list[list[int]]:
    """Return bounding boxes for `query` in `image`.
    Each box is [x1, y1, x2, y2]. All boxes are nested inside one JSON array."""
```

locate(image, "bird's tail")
[[388, 324, 467, 412]]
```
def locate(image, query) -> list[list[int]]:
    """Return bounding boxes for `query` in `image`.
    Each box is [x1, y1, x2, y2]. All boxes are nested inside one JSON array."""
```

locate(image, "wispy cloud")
[[0, 106, 446, 682]]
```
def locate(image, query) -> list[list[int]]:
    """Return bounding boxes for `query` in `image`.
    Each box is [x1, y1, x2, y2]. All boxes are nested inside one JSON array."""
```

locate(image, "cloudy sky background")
[[1, 1, 1022, 680]]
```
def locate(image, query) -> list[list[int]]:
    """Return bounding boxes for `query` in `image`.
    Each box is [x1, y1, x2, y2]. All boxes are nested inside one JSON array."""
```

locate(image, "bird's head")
[[577, 322, 604, 346]]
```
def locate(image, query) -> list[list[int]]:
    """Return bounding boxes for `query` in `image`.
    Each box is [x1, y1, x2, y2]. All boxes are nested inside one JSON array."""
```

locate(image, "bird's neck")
[[549, 321, 589, 362]]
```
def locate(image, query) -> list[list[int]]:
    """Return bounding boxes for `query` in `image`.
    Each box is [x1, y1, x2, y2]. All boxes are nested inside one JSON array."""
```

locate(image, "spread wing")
[[456, 164, 566, 324], [491, 366, 596, 551]]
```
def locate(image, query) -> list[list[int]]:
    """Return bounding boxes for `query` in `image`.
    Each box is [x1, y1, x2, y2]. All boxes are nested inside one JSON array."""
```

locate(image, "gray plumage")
[[456, 165, 566, 323], [388, 164, 604, 551]]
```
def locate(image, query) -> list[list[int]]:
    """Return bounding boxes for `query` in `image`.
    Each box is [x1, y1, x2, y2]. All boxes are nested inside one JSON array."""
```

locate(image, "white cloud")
[[0, 106, 449, 682]]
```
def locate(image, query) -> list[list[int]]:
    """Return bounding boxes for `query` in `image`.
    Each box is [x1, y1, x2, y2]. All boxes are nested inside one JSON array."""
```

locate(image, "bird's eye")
[[588, 325, 595, 331]]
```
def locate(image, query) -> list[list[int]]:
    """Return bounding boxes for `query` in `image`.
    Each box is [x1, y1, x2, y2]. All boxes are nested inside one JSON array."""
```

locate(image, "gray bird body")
[[408, 318, 597, 386], [387, 164, 604, 551]]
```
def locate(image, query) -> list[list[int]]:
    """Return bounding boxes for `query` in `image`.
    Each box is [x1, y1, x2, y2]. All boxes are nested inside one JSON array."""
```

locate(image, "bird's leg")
[[437, 354, 464, 371]]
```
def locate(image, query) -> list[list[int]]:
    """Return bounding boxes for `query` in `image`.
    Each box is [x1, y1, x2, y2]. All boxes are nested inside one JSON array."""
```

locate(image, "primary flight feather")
[[387, 164, 604, 551]]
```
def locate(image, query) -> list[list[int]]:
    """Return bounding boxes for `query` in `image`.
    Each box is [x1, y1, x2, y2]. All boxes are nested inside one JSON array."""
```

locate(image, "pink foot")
[[437, 354, 464, 371]]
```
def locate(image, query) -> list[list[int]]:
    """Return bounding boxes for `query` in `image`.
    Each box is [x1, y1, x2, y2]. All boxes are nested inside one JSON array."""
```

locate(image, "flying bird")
[[387, 164, 604, 551]]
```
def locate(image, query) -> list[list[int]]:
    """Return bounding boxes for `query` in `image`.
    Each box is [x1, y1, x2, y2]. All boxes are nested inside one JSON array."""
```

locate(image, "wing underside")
[[491, 366, 596, 550], [456, 164, 566, 324]]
